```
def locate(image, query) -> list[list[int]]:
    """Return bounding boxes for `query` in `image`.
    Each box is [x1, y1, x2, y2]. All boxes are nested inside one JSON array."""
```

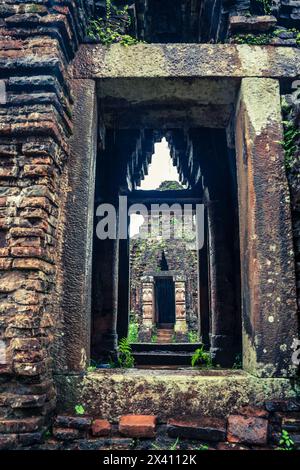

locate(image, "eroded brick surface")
[[119, 415, 157, 438], [227, 416, 268, 445], [91, 419, 112, 437]]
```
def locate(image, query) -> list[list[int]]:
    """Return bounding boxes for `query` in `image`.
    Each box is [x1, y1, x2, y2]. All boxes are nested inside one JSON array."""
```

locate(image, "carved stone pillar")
[[141, 276, 154, 330], [174, 277, 187, 333]]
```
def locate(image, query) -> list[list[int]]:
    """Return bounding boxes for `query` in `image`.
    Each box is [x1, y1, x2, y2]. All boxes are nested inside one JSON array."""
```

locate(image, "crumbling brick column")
[[235, 78, 298, 378], [0, 0, 92, 441]]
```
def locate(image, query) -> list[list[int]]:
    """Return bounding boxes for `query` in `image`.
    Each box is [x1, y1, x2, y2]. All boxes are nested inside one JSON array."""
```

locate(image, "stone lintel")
[[72, 44, 300, 79]]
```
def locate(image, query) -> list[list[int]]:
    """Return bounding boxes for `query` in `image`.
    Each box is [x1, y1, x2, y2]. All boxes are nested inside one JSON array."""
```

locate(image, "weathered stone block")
[[73, 44, 300, 80], [229, 15, 277, 32], [0, 417, 43, 434], [227, 415, 268, 445], [167, 417, 226, 442], [10, 394, 46, 409], [52, 427, 81, 441], [265, 399, 300, 412], [119, 415, 157, 438], [55, 415, 92, 431], [282, 412, 300, 432], [18, 432, 43, 446]]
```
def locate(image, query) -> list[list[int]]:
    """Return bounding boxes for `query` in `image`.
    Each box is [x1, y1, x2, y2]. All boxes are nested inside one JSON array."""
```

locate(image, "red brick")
[[227, 415, 268, 445], [91, 419, 111, 437], [0, 248, 9, 257], [11, 246, 44, 258], [14, 361, 46, 377], [0, 258, 12, 270], [0, 166, 19, 178], [12, 258, 54, 273], [23, 165, 50, 177], [239, 406, 269, 419], [119, 415, 157, 438]]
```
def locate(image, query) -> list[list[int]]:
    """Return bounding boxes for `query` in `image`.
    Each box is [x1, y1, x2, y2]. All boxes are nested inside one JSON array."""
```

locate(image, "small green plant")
[[191, 345, 212, 368], [277, 430, 294, 451], [86, 359, 97, 372], [197, 444, 209, 450], [188, 330, 199, 343], [43, 429, 52, 440], [151, 333, 158, 343], [169, 438, 180, 451], [117, 337, 135, 368], [87, 1, 141, 46], [75, 404, 85, 415], [232, 353, 242, 369], [128, 313, 139, 343], [152, 438, 180, 450]]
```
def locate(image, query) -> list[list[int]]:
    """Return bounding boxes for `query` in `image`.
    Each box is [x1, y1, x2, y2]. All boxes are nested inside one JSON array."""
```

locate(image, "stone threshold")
[[55, 369, 299, 421]]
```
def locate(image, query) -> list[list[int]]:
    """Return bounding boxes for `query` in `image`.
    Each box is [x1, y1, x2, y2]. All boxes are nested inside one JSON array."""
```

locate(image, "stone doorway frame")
[[64, 44, 299, 379], [141, 273, 188, 334]]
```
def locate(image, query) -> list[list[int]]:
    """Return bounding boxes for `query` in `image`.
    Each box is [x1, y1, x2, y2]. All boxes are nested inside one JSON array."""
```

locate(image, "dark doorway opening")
[[155, 277, 176, 326]]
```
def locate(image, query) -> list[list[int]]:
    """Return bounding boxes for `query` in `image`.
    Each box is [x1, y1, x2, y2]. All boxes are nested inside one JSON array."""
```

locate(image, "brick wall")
[[1, 400, 299, 450], [0, 0, 92, 444]]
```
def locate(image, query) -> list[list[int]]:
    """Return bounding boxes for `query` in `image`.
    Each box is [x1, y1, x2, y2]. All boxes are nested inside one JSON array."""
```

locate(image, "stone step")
[[133, 351, 194, 366], [289, 433, 300, 448], [282, 412, 300, 432], [131, 343, 202, 352]]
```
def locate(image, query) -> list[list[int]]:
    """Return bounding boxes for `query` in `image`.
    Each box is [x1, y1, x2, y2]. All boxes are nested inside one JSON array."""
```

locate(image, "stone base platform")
[[55, 369, 300, 421]]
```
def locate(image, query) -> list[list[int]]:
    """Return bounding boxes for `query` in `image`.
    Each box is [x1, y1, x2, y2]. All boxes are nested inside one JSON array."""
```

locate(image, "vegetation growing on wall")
[[281, 97, 300, 172], [191, 345, 212, 368], [157, 180, 185, 191], [128, 312, 139, 343], [87, 0, 141, 45]]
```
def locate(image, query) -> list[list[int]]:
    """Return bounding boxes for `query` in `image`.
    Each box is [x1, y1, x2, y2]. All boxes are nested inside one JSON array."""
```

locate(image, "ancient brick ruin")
[[0, 0, 300, 451]]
